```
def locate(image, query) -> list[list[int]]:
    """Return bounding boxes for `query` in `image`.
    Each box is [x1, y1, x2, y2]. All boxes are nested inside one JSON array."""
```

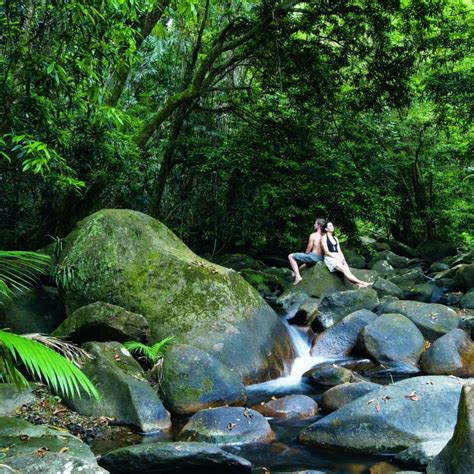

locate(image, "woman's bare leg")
[[335, 263, 371, 287]]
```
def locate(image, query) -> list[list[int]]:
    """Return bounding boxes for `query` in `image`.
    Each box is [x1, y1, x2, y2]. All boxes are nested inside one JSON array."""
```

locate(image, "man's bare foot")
[[293, 276, 303, 285]]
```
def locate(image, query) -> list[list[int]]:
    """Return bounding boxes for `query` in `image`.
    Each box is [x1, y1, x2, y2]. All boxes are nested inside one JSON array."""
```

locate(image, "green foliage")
[[0, 329, 99, 400], [124, 336, 175, 366]]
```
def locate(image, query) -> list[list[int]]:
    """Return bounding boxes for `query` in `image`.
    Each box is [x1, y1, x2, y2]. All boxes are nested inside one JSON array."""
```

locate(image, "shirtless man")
[[288, 218, 326, 285]]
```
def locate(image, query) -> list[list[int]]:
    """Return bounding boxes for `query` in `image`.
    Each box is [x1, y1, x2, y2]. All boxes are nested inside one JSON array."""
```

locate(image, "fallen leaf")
[[270, 396, 277, 400], [18, 434, 29, 441], [59, 447, 69, 454], [381, 395, 391, 401], [36, 447, 49, 458], [405, 391, 420, 401], [227, 422, 236, 430]]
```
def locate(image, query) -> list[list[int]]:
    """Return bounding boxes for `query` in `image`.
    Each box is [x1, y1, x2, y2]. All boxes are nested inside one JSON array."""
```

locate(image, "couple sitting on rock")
[[288, 218, 372, 288]]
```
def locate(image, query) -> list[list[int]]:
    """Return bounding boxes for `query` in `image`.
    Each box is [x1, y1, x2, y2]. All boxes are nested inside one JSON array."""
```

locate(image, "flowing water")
[[92, 308, 406, 473]]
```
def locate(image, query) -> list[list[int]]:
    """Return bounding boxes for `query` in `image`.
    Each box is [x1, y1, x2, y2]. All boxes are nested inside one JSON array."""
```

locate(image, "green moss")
[[330, 418, 342, 428]]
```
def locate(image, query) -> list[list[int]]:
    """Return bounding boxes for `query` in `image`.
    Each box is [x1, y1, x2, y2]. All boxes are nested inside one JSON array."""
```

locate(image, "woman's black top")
[[326, 235, 338, 253]]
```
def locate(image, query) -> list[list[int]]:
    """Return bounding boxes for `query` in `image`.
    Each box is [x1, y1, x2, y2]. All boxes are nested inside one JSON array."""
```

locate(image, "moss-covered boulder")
[[52, 301, 150, 343], [372, 277, 404, 299], [369, 250, 412, 269], [417, 241, 456, 262], [64, 341, 171, 433], [302, 365, 353, 388], [454, 263, 474, 291], [160, 344, 247, 415], [178, 407, 275, 445], [359, 313, 425, 365], [59, 210, 292, 383], [388, 268, 425, 286], [0, 417, 107, 473], [239, 268, 288, 299], [277, 262, 346, 309], [427, 382, 474, 474], [460, 288, 474, 309], [400, 283, 434, 303], [390, 240, 417, 259]]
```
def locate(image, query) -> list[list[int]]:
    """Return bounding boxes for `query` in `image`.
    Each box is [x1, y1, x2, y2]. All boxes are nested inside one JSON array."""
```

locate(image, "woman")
[[322, 222, 372, 288]]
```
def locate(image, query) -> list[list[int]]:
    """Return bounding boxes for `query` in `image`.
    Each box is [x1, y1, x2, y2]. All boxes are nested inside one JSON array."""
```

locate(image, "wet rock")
[[435, 276, 458, 292], [0, 385, 34, 416], [212, 253, 263, 271], [239, 268, 288, 299], [290, 300, 319, 326], [59, 209, 292, 384], [302, 365, 353, 388], [178, 407, 275, 445], [0, 417, 107, 473], [427, 382, 474, 474], [98, 441, 252, 473], [344, 248, 367, 269], [321, 382, 381, 414], [390, 240, 417, 259], [360, 313, 425, 364], [0, 287, 65, 334], [460, 288, 474, 309], [369, 250, 411, 269], [400, 283, 434, 303], [387, 268, 425, 286], [252, 395, 318, 420], [420, 329, 474, 377], [427, 262, 450, 274], [417, 241, 456, 262], [64, 341, 171, 433], [372, 277, 404, 299], [52, 301, 150, 344], [345, 269, 379, 288], [336, 358, 377, 373], [442, 291, 463, 307], [315, 289, 379, 330], [395, 440, 447, 469], [377, 300, 460, 340], [311, 309, 378, 357], [364, 361, 421, 378], [460, 316, 474, 338], [371, 260, 394, 274], [160, 344, 246, 416], [299, 376, 465, 454]]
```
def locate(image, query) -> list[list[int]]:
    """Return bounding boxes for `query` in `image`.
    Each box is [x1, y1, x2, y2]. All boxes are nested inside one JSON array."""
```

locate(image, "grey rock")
[[311, 309, 378, 357], [427, 382, 474, 474], [460, 288, 474, 309], [252, 394, 318, 420], [372, 277, 404, 299], [0, 385, 34, 416], [377, 300, 460, 340], [417, 241, 457, 262], [160, 344, 247, 415], [52, 301, 150, 343], [390, 240, 417, 259], [302, 365, 353, 388], [388, 268, 425, 286], [371, 260, 395, 274], [364, 361, 422, 378], [299, 376, 464, 454], [321, 382, 381, 414], [64, 341, 171, 433], [178, 407, 275, 445], [0, 417, 107, 473], [395, 440, 447, 469], [369, 250, 411, 269], [98, 441, 252, 473], [360, 313, 425, 364], [315, 289, 379, 330], [420, 329, 474, 377], [400, 283, 434, 303]]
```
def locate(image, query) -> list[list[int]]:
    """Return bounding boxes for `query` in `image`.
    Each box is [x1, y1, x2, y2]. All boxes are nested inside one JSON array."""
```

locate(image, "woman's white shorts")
[[324, 255, 341, 273]]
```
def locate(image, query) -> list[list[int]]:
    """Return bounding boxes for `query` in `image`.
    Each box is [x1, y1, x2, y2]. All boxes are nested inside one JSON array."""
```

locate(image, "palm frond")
[[0, 330, 99, 400], [0, 251, 50, 298]]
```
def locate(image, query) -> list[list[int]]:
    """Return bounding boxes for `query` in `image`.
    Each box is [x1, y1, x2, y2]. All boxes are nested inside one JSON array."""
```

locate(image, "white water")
[[248, 306, 336, 392]]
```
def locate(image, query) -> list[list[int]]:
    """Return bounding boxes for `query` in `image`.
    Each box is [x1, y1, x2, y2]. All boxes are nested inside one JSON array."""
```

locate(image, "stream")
[[92, 307, 408, 473]]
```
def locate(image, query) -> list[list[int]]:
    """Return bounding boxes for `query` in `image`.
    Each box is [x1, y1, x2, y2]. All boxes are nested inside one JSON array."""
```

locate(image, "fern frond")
[[150, 336, 175, 359], [124, 341, 156, 362], [0, 330, 99, 400]]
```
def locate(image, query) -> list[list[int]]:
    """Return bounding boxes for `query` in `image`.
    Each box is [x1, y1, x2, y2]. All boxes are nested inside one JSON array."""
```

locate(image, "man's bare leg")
[[288, 254, 303, 284]]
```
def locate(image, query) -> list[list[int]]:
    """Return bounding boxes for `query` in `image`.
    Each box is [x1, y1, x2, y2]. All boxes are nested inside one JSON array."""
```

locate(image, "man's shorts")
[[292, 252, 324, 266]]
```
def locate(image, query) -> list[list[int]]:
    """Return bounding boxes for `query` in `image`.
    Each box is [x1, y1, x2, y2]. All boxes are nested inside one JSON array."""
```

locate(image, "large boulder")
[[252, 394, 318, 420], [299, 376, 465, 454], [98, 441, 252, 473], [417, 241, 456, 262], [359, 313, 425, 364], [377, 300, 461, 340], [454, 263, 474, 291], [302, 365, 353, 388], [178, 407, 275, 445], [314, 289, 379, 330], [311, 309, 378, 357], [321, 382, 381, 414], [0, 417, 107, 473], [160, 344, 247, 415], [400, 283, 434, 303], [64, 341, 171, 433], [52, 301, 150, 343], [460, 288, 474, 309], [369, 250, 411, 269], [0, 385, 34, 416], [427, 382, 474, 474], [0, 287, 65, 334], [277, 262, 346, 308], [372, 277, 404, 299], [420, 329, 474, 377], [343, 248, 367, 269], [390, 240, 417, 259], [371, 260, 395, 275], [59, 209, 292, 383], [388, 268, 425, 286]]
